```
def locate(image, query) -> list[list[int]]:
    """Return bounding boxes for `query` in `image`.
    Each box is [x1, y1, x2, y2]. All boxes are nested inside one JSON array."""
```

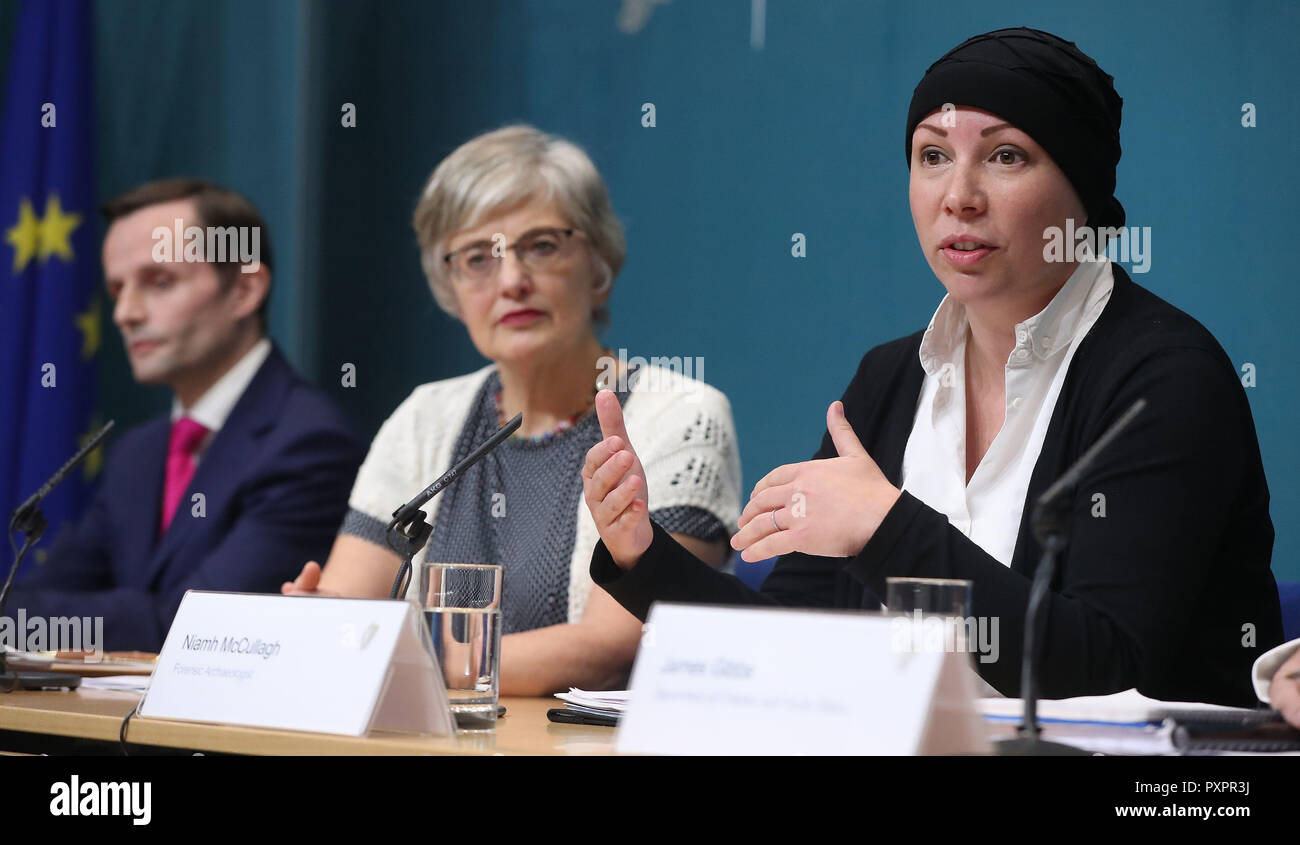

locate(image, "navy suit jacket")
[[12, 346, 366, 650]]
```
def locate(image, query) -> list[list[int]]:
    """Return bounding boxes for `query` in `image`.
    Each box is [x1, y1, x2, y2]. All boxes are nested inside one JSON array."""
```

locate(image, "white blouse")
[[899, 257, 1115, 567]]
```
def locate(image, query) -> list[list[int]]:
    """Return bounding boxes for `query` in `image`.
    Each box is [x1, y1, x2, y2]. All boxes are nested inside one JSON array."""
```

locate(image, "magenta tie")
[[160, 417, 209, 533]]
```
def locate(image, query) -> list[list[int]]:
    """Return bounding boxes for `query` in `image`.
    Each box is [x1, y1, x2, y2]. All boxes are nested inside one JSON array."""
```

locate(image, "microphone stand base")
[[995, 736, 1092, 756]]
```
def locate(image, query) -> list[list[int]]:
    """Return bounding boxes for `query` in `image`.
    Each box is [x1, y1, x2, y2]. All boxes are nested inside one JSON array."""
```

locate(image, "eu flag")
[[0, 0, 99, 569]]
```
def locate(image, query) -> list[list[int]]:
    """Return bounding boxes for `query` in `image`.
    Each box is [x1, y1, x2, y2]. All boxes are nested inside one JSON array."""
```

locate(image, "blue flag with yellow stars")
[[0, 0, 100, 569]]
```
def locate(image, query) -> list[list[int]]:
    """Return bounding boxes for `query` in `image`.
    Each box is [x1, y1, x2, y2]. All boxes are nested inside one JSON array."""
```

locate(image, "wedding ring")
[[770, 510, 783, 532]]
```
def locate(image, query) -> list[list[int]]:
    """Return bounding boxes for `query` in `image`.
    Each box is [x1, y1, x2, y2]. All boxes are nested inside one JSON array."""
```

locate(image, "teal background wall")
[[2, 0, 1297, 578]]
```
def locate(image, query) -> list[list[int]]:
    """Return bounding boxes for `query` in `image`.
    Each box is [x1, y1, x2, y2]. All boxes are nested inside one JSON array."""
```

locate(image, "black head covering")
[[905, 27, 1125, 230]]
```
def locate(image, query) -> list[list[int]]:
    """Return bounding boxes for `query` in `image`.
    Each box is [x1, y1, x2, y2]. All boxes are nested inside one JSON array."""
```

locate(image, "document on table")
[[79, 675, 151, 693], [979, 688, 1244, 725], [979, 689, 1295, 755], [554, 689, 629, 717]]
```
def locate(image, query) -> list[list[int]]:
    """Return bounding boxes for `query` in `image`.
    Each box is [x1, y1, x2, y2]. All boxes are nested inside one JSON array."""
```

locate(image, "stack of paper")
[[554, 689, 629, 720], [979, 688, 1242, 726], [79, 675, 151, 693]]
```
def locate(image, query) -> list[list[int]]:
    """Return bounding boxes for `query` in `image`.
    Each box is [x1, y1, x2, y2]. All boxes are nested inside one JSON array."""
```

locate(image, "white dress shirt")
[[169, 338, 272, 463], [899, 257, 1115, 567]]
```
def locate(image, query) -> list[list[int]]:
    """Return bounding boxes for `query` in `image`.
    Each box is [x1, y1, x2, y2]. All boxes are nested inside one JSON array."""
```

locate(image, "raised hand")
[[732, 400, 902, 562], [1271, 647, 1300, 729], [582, 389, 653, 570]]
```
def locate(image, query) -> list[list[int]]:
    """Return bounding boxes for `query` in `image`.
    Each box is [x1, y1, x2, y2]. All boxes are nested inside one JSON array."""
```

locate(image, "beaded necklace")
[[494, 350, 611, 444]]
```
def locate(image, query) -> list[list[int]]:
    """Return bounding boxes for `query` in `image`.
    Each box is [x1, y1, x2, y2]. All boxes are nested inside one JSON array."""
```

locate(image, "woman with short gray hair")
[[283, 125, 741, 697], [415, 124, 627, 329]]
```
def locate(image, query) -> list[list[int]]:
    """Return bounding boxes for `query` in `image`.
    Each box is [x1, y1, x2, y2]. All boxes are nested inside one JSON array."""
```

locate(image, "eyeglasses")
[[443, 227, 582, 286]]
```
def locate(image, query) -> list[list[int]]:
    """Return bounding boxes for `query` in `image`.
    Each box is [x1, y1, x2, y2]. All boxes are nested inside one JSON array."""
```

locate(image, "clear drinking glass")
[[420, 562, 503, 730], [885, 577, 973, 655]]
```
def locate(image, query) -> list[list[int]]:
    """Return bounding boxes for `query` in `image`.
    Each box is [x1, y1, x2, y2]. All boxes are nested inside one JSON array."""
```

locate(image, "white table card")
[[616, 603, 990, 755], [140, 591, 455, 737]]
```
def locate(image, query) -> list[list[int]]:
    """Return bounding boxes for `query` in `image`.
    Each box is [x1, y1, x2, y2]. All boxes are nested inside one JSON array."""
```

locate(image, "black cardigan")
[[592, 264, 1283, 707]]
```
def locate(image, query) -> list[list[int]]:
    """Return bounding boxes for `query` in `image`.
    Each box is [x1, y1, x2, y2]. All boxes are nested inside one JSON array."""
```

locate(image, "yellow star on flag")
[[5, 198, 41, 272], [75, 296, 101, 360], [38, 194, 81, 263]]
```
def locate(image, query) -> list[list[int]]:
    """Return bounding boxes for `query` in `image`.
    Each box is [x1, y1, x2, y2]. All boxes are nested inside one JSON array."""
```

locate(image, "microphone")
[[10, 420, 115, 537], [2, 420, 115, 692], [997, 398, 1146, 756], [385, 412, 522, 599]]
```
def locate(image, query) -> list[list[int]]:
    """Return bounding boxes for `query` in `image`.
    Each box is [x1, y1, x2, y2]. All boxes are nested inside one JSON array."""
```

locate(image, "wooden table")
[[1, 688, 1169, 756], [0, 688, 618, 755]]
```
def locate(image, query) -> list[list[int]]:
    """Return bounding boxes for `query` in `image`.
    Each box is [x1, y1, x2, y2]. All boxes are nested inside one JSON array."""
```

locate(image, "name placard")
[[140, 591, 455, 737], [616, 603, 990, 755]]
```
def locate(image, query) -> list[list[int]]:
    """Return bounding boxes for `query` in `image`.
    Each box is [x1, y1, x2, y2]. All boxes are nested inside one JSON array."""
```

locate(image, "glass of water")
[[885, 577, 973, 654], [886, 577, 971, 617], [420, 562, 503, 731]]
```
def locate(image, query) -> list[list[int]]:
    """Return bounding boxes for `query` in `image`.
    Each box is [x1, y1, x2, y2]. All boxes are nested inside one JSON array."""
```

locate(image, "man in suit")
[[10, 179, 365, 651]]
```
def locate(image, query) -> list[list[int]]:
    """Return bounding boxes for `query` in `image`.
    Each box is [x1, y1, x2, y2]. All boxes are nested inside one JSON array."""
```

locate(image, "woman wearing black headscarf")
[[581, 28, 1283, 707]]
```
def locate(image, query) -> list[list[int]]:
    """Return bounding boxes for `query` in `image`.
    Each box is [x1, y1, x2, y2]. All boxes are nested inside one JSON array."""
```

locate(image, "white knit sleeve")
[[346, 385, 444, 525], [345, 368, 492, 529], [626, 370, 742, 532]]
